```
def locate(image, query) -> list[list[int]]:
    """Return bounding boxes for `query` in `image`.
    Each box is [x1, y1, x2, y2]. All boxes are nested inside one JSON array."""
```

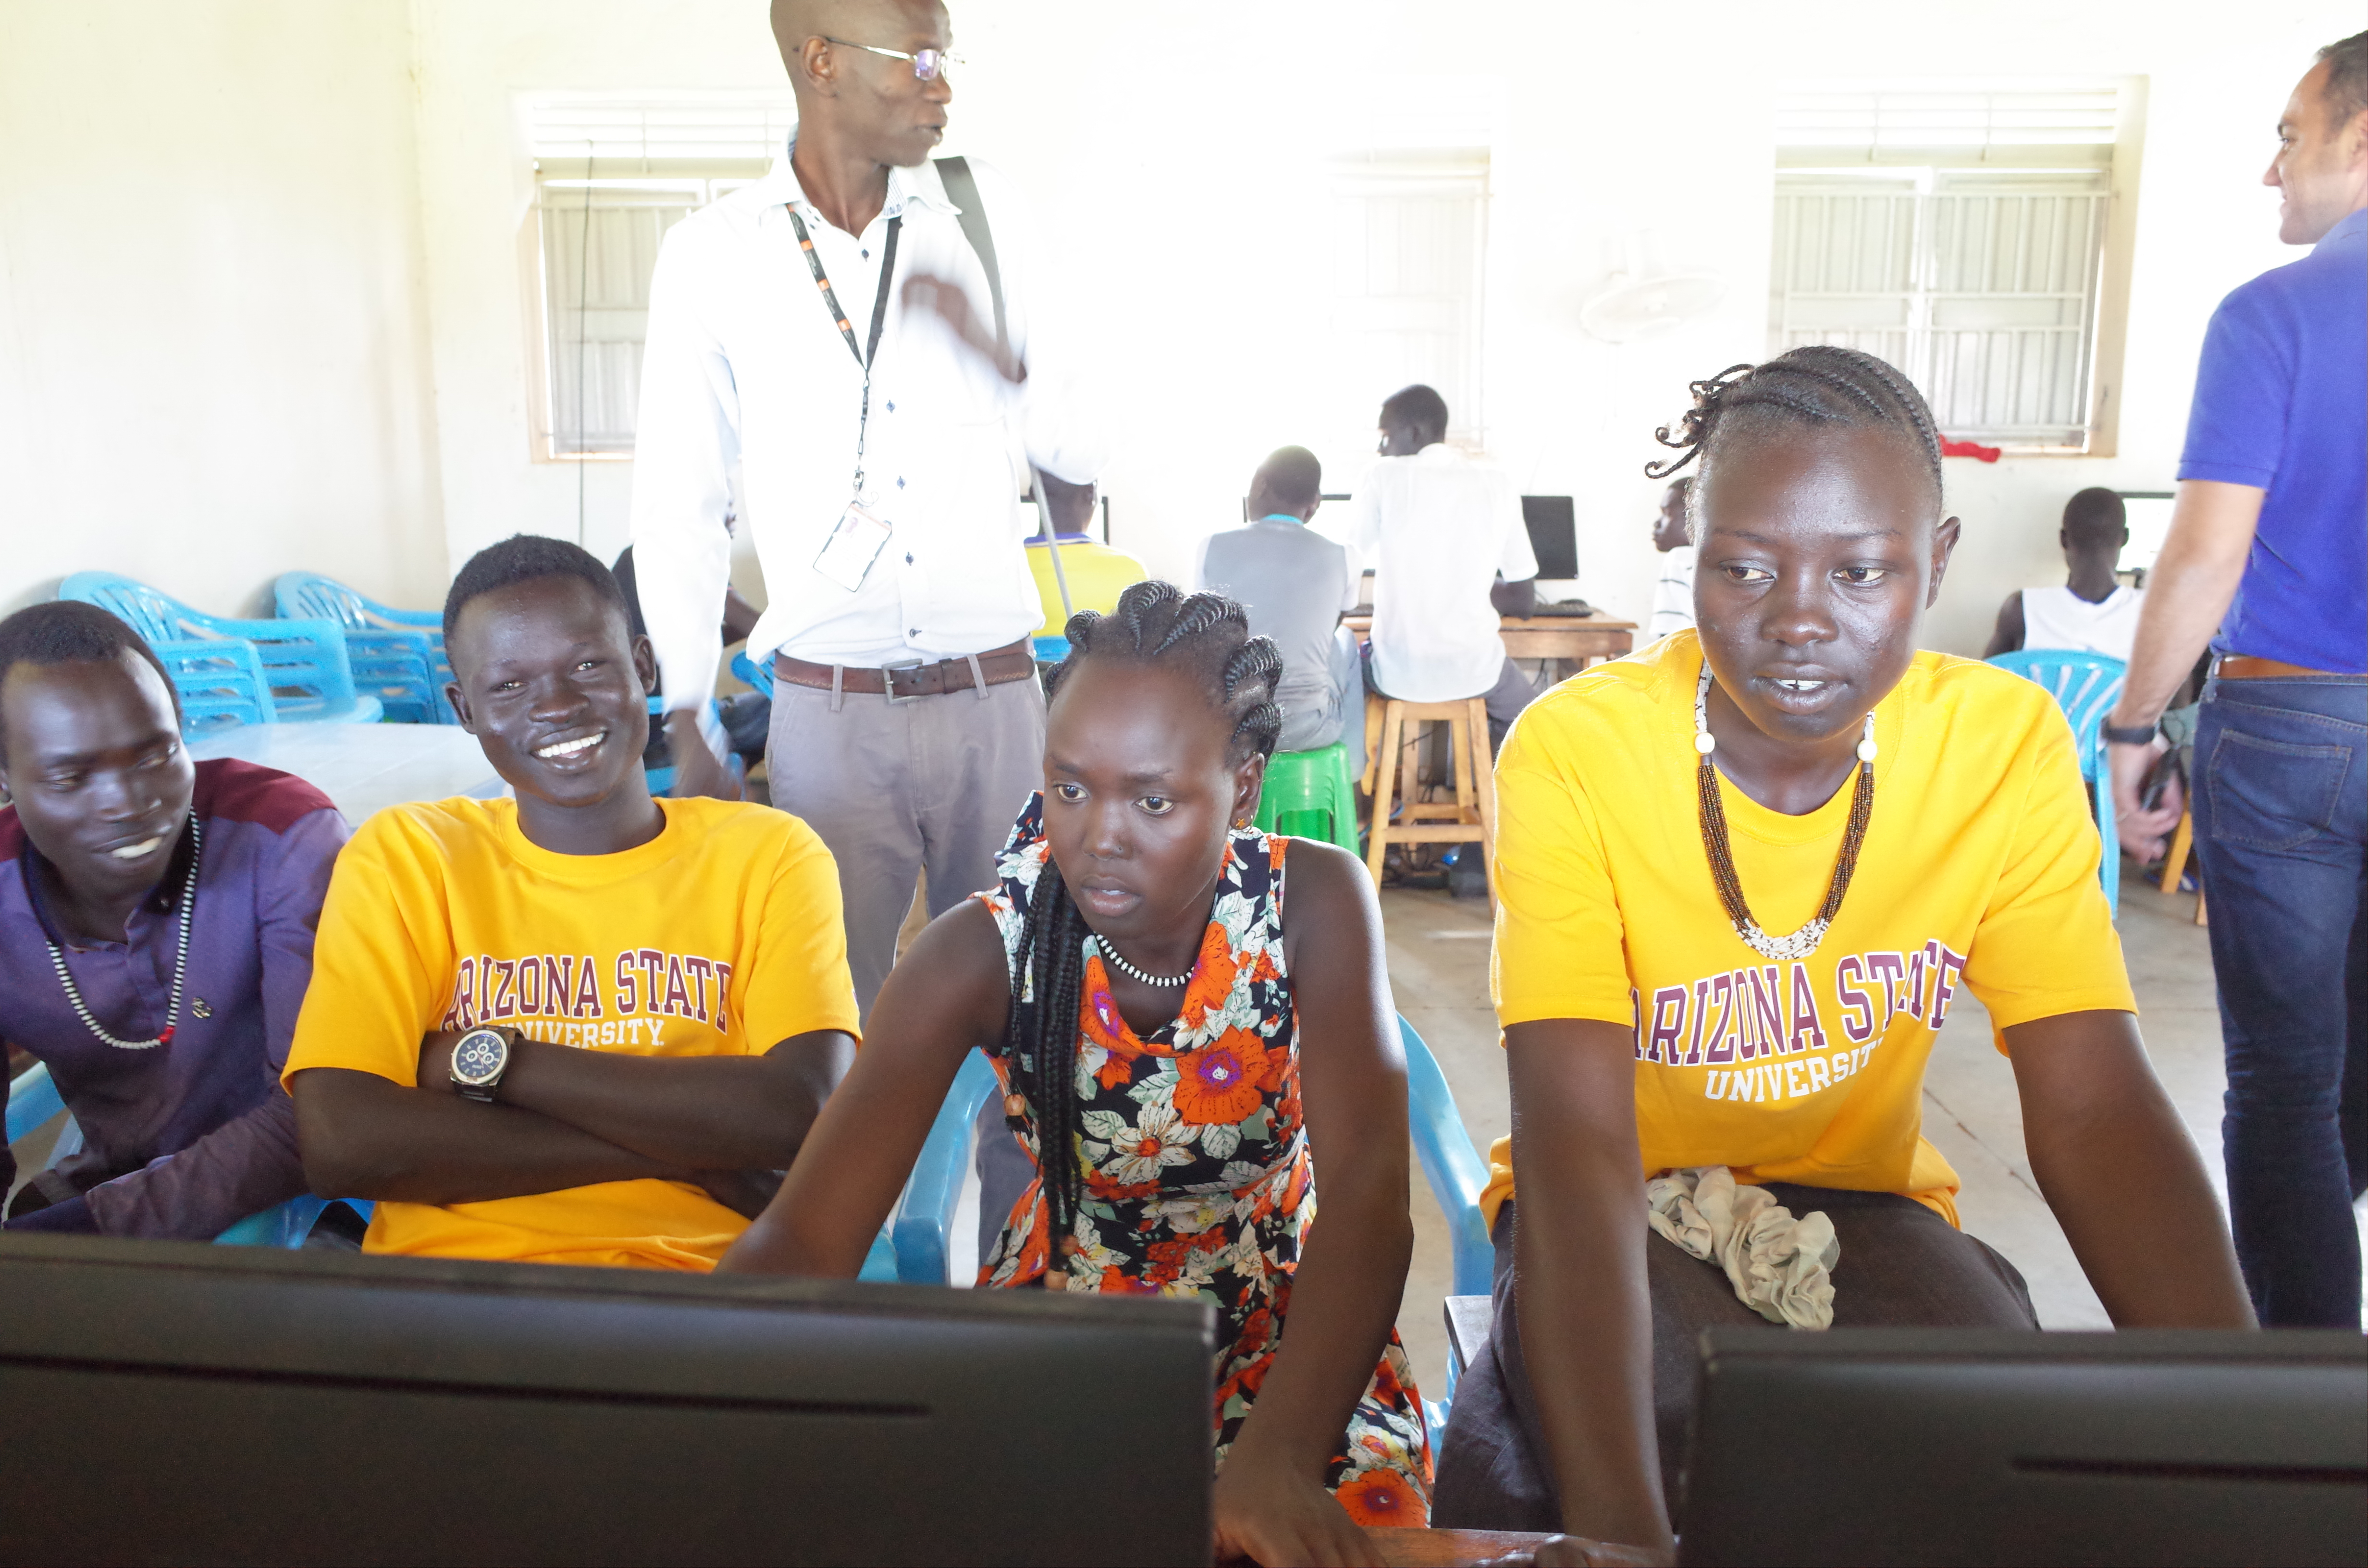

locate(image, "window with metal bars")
[[1768, 84, 2138, 452], [527, 95, 792, 458]]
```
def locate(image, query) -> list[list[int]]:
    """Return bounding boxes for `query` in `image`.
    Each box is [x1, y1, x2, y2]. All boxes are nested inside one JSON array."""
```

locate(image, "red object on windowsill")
[[1940, 437, 2002, 462]]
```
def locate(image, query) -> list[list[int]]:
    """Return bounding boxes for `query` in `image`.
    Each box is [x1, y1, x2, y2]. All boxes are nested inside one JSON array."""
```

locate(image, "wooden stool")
[[2158, 805, 2208, 926], [1363, 696, 1498, 903]]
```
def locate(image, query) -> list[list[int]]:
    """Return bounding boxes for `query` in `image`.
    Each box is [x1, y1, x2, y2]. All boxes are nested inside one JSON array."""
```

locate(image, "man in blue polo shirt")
[[2108, 30, 2367, 1328]]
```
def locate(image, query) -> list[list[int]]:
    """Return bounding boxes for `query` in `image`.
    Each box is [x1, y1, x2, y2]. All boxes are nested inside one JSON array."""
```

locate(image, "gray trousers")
[[764, 668, 1044, 1262], [1432, 1192, 2039, 1531]]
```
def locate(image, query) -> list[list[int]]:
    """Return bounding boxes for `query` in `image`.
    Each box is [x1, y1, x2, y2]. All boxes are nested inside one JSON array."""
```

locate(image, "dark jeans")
[[1432, 1193, 2038, 1532], [2191, 675, 2368, 1327]]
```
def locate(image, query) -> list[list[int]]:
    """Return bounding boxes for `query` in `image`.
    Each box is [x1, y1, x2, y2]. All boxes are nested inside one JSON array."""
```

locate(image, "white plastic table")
[[188, 723, 505, 826]]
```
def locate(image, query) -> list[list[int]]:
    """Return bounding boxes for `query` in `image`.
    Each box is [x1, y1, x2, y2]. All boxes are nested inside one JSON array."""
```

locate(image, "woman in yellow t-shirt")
[[1431, 347, 2255, 1562]]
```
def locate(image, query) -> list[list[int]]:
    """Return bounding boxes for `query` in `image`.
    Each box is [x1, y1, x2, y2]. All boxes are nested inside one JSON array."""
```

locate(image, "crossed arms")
[[290, 1029, 854, 1215]]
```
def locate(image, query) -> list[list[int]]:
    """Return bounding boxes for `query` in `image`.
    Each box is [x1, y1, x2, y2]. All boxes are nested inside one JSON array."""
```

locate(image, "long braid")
[[1644, 344, 1945, 500], [1014, 579, 1284, 1253]]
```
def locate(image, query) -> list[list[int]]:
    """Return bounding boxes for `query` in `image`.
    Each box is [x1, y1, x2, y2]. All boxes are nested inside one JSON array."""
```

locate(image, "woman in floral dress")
[[726, 583, 1430, 1565]]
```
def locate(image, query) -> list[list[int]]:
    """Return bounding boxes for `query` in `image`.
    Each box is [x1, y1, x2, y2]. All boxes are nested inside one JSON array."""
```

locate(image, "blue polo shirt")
[[2178, 208, 2367, 674]]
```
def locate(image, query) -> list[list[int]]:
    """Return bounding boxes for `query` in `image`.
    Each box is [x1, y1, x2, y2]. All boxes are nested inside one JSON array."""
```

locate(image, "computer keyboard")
[[1526, 599, 1597, 617]]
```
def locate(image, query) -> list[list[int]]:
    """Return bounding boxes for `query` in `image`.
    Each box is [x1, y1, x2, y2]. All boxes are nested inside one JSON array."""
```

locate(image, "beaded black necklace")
[[1694, 664, 1875, 962]]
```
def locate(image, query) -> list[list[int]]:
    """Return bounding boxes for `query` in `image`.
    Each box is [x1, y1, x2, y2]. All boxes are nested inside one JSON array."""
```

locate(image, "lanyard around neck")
[[786, 207, 902, 499]]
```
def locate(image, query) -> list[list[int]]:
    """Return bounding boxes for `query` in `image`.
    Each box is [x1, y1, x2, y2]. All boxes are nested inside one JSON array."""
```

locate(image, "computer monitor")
[[0, 1235, 1214, 1567], [2116, 490, 2176, 578], [1677, 1327, 2367, 1568], [1522, 496, 1578, 582]]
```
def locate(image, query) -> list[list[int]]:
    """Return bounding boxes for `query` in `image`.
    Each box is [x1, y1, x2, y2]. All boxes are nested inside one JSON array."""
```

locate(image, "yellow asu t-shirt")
[[1481, 631, 2134, 1227], [284, 796, 859, 1269]]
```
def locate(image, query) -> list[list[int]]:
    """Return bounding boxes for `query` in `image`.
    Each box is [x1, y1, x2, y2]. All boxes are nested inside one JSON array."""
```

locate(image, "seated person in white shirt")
[[1983, 487, 2145, 662], [1348, 384, 1542, 745], [1195, 446, 1360, 754], [1646, 477, 1695, 642]]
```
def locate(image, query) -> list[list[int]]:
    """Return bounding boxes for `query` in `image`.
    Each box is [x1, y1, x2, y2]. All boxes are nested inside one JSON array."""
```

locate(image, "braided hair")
[[1643, 345, 1944, 502], [1007, 581, 1284, 1250]]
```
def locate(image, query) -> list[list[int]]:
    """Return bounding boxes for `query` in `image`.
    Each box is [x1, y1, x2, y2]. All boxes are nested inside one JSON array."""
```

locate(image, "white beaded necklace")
[[45, 817, 201, 1051], [1091, 933, 1194, 989]]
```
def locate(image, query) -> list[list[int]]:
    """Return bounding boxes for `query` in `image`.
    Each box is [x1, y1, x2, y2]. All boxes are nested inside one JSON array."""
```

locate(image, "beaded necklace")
[[45, 817, 201, 1051], [1091, 934, 1194, 989], [1694, 664, 1874, 962]]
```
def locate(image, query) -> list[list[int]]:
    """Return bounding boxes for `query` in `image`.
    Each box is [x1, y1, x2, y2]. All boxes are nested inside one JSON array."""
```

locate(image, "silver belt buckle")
[[882, 657, 927, 704]]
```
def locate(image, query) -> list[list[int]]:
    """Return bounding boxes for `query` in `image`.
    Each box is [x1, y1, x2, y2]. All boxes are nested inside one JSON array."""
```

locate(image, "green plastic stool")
[[1254, 741, 1360, 856]]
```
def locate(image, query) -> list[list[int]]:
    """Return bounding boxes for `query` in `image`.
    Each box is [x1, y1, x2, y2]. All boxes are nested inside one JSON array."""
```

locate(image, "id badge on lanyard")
[[789, 207, 903, 594]]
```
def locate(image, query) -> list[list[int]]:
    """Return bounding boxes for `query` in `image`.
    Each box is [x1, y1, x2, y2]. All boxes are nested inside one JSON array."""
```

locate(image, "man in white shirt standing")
[[629, 0, 1105, 1019], [1346, 385, 1541, 746], [1982, 488, 2146, 662]]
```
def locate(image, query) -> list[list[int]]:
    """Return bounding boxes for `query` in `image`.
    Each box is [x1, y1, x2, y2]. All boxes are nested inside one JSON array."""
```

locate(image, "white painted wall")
[[0, 0, 444, 618], [1, 0, 2345, 656]]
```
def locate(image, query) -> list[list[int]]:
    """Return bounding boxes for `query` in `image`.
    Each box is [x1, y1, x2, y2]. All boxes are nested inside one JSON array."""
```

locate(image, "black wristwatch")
[[2101, 718, 2160, 747], [449, 1027, 515, 1103]]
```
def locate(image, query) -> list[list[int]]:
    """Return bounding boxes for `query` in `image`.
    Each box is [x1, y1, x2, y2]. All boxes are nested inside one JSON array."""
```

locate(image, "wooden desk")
[[1343, 615, 1637, 668]]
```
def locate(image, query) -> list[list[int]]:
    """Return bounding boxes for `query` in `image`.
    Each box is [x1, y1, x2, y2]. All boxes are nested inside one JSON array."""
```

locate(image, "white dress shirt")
[[1343, 445, 1538, 703], [629, 148, 1107, 712], [1649, 546, 1696, 641]]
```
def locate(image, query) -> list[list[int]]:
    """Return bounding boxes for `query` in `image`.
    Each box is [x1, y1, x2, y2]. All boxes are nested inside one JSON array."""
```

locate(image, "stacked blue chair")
[[1986, 649, 2126, 914], [275, 572, 454, 724], [60, 573, 381, 728]]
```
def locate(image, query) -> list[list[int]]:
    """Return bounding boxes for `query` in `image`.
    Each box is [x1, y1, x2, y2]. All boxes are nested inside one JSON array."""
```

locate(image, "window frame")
[[1767, 78, 2147, 457]]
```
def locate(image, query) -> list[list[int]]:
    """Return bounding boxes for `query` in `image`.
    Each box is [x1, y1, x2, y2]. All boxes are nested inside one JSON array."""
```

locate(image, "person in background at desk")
[[1195, 445, 1361, 754], [1349, 384, 1542, 747], [1645, 477, 1694, 643], [0, 602, 347, 1239], [284, 538, 860, 1270], [1982, 488, 2145, 661], [2105, 30, 2368, 1331]]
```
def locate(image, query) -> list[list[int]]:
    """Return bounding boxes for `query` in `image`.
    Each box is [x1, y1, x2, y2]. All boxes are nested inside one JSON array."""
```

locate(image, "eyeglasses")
[[823, 37, 963, 81]]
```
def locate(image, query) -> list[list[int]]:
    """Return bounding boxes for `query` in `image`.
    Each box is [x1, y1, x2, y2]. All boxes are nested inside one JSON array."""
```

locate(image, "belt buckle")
[[882, 657, 927, 704]]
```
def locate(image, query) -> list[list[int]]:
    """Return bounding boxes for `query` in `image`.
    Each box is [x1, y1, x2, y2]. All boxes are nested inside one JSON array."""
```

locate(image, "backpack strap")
[[932, 155, 1008, 361]]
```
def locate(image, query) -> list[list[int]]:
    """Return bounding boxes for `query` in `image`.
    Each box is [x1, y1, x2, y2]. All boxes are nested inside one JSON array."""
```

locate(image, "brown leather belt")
[[773, 639, 1039, 700], [2216, 655, 2365, 682]]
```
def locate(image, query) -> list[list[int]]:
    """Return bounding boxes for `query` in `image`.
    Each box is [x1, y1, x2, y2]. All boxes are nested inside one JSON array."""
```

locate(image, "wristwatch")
[[2101, 718, 2160, 746], [449, 1027, 515, 1103]]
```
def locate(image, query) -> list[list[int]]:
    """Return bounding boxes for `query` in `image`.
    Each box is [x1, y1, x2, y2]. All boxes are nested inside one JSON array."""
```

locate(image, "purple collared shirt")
[[2, 759, 347, 1237]]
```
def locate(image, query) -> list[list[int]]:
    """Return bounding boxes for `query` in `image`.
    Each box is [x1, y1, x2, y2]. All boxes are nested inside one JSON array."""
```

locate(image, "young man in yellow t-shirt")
[[284, 537, 859, 1270], [1430, 348, 2256, 1562]]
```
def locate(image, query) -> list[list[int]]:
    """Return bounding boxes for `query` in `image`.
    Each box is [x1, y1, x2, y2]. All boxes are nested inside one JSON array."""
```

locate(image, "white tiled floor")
[[1385, 871, 2368, 1402]]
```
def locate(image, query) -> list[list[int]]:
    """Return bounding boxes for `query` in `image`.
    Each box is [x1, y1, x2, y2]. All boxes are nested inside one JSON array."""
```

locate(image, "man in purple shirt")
[[2107, 31, 2368, 1327], [1, 602, 347, 1238]]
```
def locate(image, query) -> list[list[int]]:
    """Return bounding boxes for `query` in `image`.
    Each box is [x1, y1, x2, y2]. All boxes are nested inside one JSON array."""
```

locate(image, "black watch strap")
[[2101, 719, 2160, 746]]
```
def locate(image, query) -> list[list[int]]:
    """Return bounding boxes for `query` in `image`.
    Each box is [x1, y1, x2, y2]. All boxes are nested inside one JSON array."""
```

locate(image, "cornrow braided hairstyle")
[[1007, 580, 1284, 1247], [1643, 344, 1944, 502]]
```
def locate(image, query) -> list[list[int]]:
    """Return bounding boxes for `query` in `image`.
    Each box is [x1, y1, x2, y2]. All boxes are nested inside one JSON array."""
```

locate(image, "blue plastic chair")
[[275, 572, 454, 724], [890, 1051, 1004, 1285], [1986, 650, 2126, 914], [214, 1195, 377, 1249], [6, 1060, 68, 1147], [730, 649, 775, 697], [61, 573, 382, 728]]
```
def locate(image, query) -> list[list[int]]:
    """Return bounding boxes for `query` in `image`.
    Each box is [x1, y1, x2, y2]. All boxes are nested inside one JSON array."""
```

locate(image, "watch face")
[[453, 1029, 507, 1084]]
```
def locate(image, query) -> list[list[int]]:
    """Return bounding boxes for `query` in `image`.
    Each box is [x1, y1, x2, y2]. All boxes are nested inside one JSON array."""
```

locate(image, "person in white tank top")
[[1983, 486, 2146, 662]]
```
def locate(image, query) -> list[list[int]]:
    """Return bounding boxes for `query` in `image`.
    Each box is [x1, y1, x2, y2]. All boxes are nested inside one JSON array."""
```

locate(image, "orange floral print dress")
[[974, 794, 1431, 1526]]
